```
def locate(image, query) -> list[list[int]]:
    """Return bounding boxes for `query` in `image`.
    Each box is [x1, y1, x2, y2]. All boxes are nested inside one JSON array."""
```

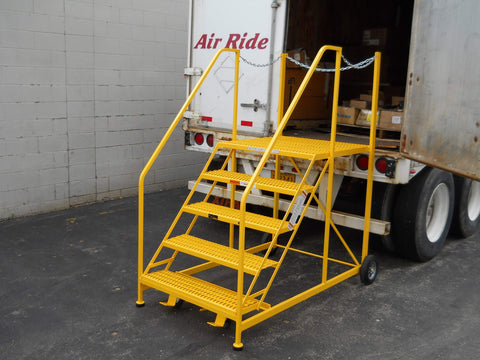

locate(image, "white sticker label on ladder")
[[287, 190, 308, 230]]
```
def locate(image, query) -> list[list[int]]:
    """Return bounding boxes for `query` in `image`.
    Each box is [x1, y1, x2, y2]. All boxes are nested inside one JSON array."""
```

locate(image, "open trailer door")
[[187, 0, 286, 136], [402, 0, 480, 180]]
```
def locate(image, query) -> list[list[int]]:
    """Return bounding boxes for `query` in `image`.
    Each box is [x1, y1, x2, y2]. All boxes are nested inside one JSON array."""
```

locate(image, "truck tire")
[[392, 168, 454, 262], [452, 176, 480, 238], [371, 183, 398, 252]]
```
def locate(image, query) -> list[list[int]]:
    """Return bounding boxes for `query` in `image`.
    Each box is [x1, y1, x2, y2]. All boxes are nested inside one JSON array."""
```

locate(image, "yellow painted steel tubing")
[[137, 48, 240, 306], [241, 266, 359, 332], [322, 48, 343, 284], [235, 46, 341, 340], [362, 52, 381, 261]]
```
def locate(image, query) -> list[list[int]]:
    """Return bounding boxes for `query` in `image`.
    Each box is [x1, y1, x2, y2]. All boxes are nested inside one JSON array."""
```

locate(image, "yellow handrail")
[[137, 48, 240, 306]]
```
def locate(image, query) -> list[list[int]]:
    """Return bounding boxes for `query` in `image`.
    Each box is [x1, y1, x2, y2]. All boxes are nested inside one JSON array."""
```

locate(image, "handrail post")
[[274, 53, 287, 220], [229, 50, 240, 248], [362, 51, 381, 262], [322, 48, 343, 284]]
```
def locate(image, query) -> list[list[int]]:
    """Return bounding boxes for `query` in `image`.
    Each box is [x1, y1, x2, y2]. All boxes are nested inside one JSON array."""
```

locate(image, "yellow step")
[[141, 270, 265, 317], [220, 136, 370, 160], [164, 234, 278, 275], [202, 169, 314, 196], [183, 201, 290, 234]]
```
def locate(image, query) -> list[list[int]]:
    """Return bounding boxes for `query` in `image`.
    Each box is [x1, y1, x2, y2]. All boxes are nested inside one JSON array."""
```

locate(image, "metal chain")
[[239, 55, 281, 67], [286, 54, 376, 72], [239, 53, 376, 72]]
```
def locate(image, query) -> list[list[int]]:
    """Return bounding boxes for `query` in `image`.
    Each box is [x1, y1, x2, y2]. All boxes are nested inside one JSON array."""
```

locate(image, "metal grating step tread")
[[220, 136, 370, 159], [183, 201, 290, 234], [141, 270, 262, 316], [202, 169, 314, 195], [164, 234, 278, 275]]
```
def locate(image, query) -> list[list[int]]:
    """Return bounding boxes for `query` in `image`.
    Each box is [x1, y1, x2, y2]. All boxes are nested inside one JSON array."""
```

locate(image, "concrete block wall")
[[0, 0, 207, 219]]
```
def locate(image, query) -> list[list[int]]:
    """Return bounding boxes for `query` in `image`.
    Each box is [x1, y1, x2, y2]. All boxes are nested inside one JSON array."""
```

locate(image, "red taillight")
[[375, 158, 388, 173], [356, 155, 369, 170], [206, 134, 214, 147], [194, 133, 204, 145]]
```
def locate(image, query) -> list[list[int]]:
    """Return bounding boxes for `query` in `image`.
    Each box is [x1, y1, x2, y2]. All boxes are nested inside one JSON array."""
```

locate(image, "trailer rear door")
[[187, 0, 286, 136], [402, 0, 480, 180]]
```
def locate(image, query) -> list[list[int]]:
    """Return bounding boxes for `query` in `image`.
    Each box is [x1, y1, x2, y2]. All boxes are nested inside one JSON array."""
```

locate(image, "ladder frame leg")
[[233, 321, 244, 351]]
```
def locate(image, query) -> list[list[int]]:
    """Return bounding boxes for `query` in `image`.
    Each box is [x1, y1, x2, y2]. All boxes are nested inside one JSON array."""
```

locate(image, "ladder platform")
[[183, 201, 291, 233], [141, 270, 265, 317], [164, 234, 278, 275], [202, 169, 314, 195], [220, 136, 370, 160]]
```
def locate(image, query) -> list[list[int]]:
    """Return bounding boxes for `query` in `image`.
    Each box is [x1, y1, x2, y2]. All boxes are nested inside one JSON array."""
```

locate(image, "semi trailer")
[[182, 0, 480, 261]]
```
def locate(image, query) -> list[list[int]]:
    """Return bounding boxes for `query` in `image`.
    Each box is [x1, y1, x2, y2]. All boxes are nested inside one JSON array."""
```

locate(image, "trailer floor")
[[1, 187, 479, 359]]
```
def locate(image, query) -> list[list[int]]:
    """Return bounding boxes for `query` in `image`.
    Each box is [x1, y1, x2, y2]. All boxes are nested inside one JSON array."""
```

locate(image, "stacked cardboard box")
[[337, 94, 404, 130], [284, 50, 333, 120]]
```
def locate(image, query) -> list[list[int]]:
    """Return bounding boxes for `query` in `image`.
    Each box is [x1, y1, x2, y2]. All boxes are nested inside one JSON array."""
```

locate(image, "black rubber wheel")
[[371, 182, 398, 252], [360, 255, 378, 285], [451, 176, 480, 238], [392, 168, 454, 262]]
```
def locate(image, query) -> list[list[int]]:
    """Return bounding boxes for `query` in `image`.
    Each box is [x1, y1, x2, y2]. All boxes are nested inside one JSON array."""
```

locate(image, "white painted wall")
[[0, 0, 206, 219]]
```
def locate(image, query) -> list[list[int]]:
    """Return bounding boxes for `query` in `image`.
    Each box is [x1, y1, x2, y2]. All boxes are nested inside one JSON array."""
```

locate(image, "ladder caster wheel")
[[232, 343, 244, 351], [173, 299, 184, 310], [360, 255, 378, 285], [136, 301, 145, 308]]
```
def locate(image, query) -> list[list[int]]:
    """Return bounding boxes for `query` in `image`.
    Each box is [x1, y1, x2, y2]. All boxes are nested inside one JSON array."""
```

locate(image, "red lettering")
[[195, 33, 269, 50], [194, 34, 207, 49], [213, 38, 222, 48], [258, 37, 269, 49], [207, 33, 215, 49], [225, 33, 241, 49], [245, 33, 260, 49], [238, 32, 248, 49]]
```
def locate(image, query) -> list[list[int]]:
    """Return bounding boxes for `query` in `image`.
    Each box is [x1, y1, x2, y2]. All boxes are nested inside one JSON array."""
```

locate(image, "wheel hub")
[[467, 181, 480, 222], [426, 183, 450, 243]]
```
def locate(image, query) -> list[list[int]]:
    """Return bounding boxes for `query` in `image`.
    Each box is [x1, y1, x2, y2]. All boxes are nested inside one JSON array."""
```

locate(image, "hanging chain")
[[239, 53, 376, 72], [286, 54, 376, 72], [239, 55, 281, 67]]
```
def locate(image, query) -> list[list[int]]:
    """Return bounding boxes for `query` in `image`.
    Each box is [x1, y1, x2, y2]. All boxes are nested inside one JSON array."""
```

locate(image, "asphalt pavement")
[[1, 187, 479, 359]]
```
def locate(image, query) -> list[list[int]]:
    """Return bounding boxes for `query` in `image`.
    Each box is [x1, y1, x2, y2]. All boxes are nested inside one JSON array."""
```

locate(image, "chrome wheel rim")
[[426, 183, 450, 243], [467, 181, 480, 222]]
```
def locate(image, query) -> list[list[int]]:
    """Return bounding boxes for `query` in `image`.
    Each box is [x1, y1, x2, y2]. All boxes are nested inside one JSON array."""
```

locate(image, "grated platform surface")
[[164, 234, 278, 275], [141, 270, 262, 315], [202, 169, 314, 195], [183, 201, 290, 234], [220, 136, 369, 159]]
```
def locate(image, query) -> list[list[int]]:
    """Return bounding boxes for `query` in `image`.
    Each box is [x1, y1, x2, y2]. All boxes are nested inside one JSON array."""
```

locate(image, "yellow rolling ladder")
[[136, 45, 381, 350]]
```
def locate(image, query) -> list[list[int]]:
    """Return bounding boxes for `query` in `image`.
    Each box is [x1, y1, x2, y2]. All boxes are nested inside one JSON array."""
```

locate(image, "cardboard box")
[[288, 96, 330, 120], [392, 96, 405, 106], [283, 68, 333, 119], [287, 49, 307, 68], [350, 99, 371, 109], [356, 109, 380, 127], [337, 106, 359, 125], [362, 28, 388, 47], [379, 110, 403, 131], [360, 93, 385, 106]]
